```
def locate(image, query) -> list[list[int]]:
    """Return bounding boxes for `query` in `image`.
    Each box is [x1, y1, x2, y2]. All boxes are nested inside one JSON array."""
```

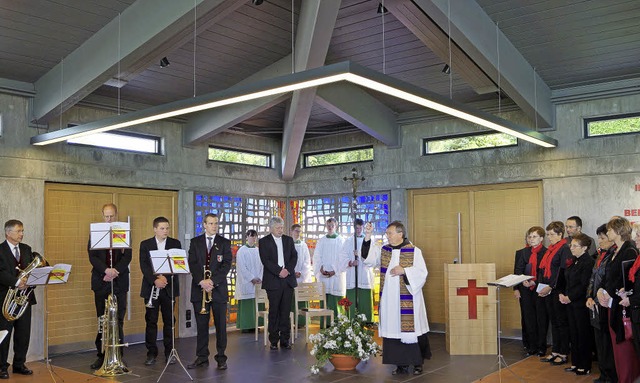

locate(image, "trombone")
[[200, 267, 213, 314]]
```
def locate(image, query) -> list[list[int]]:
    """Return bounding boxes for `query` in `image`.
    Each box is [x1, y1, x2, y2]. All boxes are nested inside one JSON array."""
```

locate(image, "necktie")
[[207, 237, 213, 252], [13, 246, 20, 263]]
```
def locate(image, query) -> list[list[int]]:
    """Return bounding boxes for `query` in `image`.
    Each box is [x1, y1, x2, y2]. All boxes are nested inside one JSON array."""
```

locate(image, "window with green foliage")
[[424, 132, 517, 154], [303, 146, 373, 168], [208, 146, 271, 168], [585, 113, 640, 138]]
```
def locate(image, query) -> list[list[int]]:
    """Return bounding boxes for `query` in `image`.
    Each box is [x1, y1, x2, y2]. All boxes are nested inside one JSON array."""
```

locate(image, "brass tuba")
[[2, 252, 46, 321], [95, 294, 129, 376]]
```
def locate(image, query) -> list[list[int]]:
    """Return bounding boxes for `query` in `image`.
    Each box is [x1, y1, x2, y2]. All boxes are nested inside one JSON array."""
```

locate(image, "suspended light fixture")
[[30, 61, 557, 148]]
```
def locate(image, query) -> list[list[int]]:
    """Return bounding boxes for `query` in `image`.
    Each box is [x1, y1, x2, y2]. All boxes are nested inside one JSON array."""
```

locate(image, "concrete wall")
[[1, 90, 640, 359]]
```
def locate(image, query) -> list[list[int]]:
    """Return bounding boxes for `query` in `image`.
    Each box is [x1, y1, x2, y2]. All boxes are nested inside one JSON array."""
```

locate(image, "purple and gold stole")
[[379, 244, 415, 332]]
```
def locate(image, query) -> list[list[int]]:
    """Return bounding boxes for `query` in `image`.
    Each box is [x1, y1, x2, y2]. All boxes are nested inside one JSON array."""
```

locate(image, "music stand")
[[487, 274, 533, 382], [150, 249, 192, 382], [29, 263, 72, 382]]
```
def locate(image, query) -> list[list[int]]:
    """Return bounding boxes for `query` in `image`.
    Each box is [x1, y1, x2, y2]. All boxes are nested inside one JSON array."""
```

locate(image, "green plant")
[[308, 299, 380, 374]]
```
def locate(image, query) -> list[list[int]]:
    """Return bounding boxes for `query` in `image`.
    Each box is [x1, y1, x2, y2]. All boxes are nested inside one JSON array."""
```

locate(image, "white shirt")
[[234, 245, 263, 300], [340, 235, 375, 289], [364, 242, 429, 344], [156, 238, 166, 251], [294, 240, 312, 283], [272, 234, 284, 267], [313, 235, 346, 296]]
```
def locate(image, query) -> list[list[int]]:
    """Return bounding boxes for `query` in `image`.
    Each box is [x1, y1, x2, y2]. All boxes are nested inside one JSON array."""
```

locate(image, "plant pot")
[[329, 354, 361, 371]]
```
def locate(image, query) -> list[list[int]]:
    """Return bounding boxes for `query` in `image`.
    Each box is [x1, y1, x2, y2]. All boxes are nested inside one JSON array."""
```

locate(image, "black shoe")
[[281, 342, 292, 350], [414, 365, 423, 375], [217, 362, 228, 370], [575, 369, 590, 376], [565, 366, 577, 372], [392, 365, 408, 375], [90, 357, 104, 370], [165, 356, 176, 365], [144, 356, 157, 366], [270, 343, 278, 350], [187, 358, 209, 369], [12, 365, 33, 375], [0, 369, 7, 379]]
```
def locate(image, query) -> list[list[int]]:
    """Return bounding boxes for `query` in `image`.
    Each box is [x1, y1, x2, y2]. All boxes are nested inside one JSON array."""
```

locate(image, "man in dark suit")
[[187, 213, 232, 370], [259, 216, 297, 350], [139, 216, 182, 366], [0, 220, 36, 379], [88, 203, 132, 370]]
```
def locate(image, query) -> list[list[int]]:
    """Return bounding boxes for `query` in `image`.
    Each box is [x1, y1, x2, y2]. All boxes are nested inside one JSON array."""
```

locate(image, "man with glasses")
[[565, 216, 597, 258]]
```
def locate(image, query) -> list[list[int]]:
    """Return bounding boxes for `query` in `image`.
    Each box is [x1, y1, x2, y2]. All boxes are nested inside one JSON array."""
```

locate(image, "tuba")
[[95, 294, 129, 376], [2, 252, 46, 321]]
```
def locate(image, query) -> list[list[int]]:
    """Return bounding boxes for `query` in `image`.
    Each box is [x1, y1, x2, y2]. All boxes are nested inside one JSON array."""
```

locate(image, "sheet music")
[[150, 249, 190, 274], [48, 264, 72, 284], [90, 222, 131, 249], [488, 274, 534, 288], [150, 250, 173, 274], [25, 264, 71, 285]]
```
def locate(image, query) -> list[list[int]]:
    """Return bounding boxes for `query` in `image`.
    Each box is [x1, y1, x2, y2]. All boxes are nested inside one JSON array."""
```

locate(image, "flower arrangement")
[[308, 298, 381, 374]]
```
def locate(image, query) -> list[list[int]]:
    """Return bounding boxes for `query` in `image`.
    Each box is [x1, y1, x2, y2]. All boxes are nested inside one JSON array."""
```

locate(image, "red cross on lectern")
[[456, 279, 488, 320]]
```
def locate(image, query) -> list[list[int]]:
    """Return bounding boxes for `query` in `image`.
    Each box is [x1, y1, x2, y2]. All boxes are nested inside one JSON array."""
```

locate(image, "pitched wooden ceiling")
[[1, 0, 639, 178]]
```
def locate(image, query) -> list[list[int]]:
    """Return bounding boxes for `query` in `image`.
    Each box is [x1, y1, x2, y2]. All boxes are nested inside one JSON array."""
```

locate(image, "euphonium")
[[145, 285, 160, 308], [95, 294, 129, 376], [2, 252, 46, 321], [199, 267, 213, 314]]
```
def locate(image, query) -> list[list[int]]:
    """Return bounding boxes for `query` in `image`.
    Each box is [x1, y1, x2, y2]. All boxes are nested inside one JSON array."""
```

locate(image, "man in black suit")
[[187, 213, 232, 370], [0, 220, 36, 379], [259, 216, 297, 350], [139, 216, 182, 366], [88, 203, 132, 370]]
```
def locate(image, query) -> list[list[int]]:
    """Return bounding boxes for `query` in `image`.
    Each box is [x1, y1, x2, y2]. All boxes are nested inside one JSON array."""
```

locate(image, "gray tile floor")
[[47, 330, 528, 383]]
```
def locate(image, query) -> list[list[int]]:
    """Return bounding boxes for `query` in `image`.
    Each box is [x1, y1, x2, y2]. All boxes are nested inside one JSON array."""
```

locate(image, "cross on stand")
[[456, 279, 488, 320], [343, 168, 364, 314]]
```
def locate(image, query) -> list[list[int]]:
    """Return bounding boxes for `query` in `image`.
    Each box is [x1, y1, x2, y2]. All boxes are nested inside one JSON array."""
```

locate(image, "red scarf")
[[539, 238, 567, 279], [528, 244, 542, 290], [629, 252, 640, 283]]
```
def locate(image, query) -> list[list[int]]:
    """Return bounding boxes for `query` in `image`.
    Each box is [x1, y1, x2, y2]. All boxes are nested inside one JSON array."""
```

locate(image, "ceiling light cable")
[[381, 0, 386, 74], [447, 0, 452, 99], [193, 0, 197, 97]]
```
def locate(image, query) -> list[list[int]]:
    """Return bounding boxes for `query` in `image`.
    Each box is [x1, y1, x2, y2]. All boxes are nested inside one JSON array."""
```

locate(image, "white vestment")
[[340, 235, 375, 289], [234, 245, 263, 300], [364, 243, 429, 343], [313, 236, 346, 296], [294, 241, 312, 284]]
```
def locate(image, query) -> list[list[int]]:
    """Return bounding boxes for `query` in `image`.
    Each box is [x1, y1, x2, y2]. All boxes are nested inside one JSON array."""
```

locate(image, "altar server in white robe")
[[362, 220, 431, 376], [313, 218, 346, 327], [234, 230, 263, 331], [340, 218, 375, 321], [290, 224, 312, 327]]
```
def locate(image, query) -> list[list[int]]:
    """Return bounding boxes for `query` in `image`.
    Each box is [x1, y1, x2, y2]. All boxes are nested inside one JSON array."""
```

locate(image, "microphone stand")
[[343, 168, 365, 315]]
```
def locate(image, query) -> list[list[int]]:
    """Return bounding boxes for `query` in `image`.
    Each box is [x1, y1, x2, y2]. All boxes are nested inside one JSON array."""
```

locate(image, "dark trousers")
[[535, 294, 550, 353], [144, 289, 174, 358], [266, 285, 294, 345], [0, 304, 31, 370], [94, 291, 126, 358], [193, 301, 227, 364], [518, 286, 538, 351], [546, 290, 569, 355], [594, 307, 617, 382], [567, 302, 592, 370]]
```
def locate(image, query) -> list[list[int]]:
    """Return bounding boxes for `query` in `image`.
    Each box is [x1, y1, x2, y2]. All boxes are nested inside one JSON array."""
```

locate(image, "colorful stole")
[[380, 244, 415, 333]]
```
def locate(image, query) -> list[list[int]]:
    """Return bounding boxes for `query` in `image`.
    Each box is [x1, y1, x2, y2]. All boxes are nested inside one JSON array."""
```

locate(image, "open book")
[[487, 274, 534, 288]]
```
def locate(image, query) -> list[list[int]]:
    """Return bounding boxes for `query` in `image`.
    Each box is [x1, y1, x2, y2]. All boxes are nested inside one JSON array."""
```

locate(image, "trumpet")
[[200, 267, 213, 314], [145, 285, 160, 308]]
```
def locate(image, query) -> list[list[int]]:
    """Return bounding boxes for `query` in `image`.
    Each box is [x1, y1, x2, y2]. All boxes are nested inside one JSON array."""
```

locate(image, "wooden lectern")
[[444, 263, 497, 355]]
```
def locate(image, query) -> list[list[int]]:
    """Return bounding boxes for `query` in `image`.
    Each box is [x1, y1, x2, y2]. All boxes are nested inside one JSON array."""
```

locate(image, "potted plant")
[[309, 298, 381, 374]]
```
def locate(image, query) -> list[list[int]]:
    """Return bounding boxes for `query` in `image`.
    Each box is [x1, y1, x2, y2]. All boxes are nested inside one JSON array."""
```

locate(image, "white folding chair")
[[294, 282, 334, 343]]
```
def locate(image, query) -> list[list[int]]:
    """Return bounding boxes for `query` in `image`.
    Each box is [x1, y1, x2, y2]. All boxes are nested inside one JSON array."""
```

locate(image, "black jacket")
[[88, 240, 132, 295], [0, 241, 37, 305], [187, 234, 232, 303], [602, 240, 638, 343], [259, 234, 297, 291], [564, 253, 594, 306], [139, 237, 182, 299], [537, 240, 571, 290], [513, 245, 546, 291]]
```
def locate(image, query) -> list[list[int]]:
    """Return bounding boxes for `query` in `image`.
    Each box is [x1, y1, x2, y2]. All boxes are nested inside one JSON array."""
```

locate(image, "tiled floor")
[[45, 329, 534, 383]]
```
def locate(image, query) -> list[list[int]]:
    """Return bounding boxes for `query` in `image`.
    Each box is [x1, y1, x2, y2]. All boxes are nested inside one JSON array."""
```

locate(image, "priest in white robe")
[[313, 218, 346, 327], [340, 218, 375, 321], [290, 224, 312, 327], [362, 220, 431, 376], [234, 230, 263, 331]]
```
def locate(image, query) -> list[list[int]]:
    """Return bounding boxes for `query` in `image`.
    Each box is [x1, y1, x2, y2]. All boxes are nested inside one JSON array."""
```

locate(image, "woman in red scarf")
[[537, 221, 571, 365], [586, 224, 618, 383], [513, 226, 546, 356], [597, 216, 639, 383]]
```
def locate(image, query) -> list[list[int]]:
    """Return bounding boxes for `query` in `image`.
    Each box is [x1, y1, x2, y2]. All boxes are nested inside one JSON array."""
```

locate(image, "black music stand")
[[150, 249, 192, 382]]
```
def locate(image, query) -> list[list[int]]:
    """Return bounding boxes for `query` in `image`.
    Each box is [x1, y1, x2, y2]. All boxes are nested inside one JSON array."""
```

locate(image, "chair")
[[254, 284, 294, 346], [294, 282, 334, 343]]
